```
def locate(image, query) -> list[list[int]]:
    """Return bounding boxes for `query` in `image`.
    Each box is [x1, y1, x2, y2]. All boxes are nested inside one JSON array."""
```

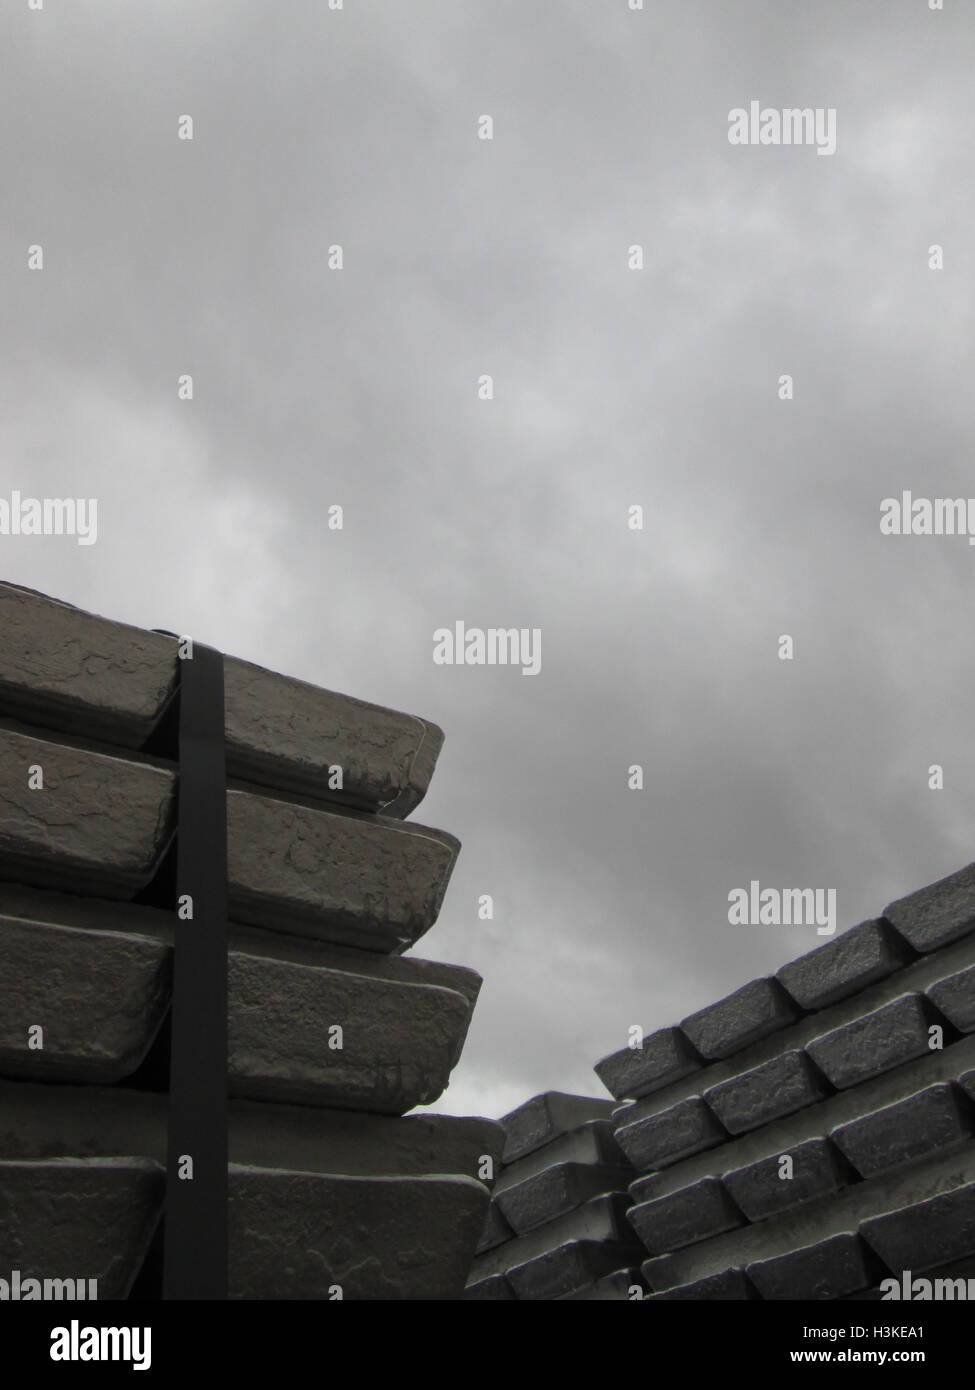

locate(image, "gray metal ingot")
[[0, 728, 459, 950], [0, 582, 443, 816], [0, 726, 175, 897], [225, 788, 459, 951], [0, 1158, 165, 1300], [0, 1157, 489, 1301], [0, 891, 476, 1109]]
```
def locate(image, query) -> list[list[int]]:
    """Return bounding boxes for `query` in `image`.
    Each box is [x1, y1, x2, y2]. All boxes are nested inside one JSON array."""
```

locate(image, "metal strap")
[[162, 642, 228, 1300]]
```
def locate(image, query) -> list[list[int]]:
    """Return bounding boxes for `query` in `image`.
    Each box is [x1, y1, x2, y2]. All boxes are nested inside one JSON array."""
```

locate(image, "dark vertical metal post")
[[163, 643, 228, 1299]]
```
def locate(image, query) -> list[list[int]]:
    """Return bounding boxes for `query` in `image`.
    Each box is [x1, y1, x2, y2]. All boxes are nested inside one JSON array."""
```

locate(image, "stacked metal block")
[[0, 581, 502, 1299], [465, 1091, 644, 1299], [594, 863, 975, 1298]]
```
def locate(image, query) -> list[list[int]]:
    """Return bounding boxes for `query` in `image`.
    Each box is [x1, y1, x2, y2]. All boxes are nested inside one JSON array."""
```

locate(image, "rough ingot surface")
[[227, 951, 472, 1112], [227, 1167, 488, 1300], [649, 1267, 757, 1300], [0, 1157, 164, 1300], [830, 1082, 975, 1179], [229, 925, 481, 1068], [226, 789, 459, 951], [615, 1094, 726, 1172], [805, 993, 942, 1090], [776, 919, 913, 1011], [704, 1050, 832, 1136], [722, 1137, 856, 1223], [0, 915, 171, 1083], [594, 1027, 702, 1103], [926, 964, 975, 1034], [680, 978, 799, 1062], [0, 1080, 504, 1183], [859, 1172, 975, 1274], [581, 863, 975, 1286], [0, 727, 175, 896], [222, 656, 443, 817], [884, 861, 975, 954], [0, 734, 459, 949], [745, 1233, 882, 1301], [628, 1176, 746, 1257], [0, 583, 176, 746], [476, 1201, 515, 1254], [506, 1239, 643, 1300], [639, 1137, 975, 1296], [496, 1161, 634, 1236], [467, 1192, 634, 1284], [603, 926, 975, 1152], [627, 1036, 975, 1215], [0, 881, 483, 1060], [0, 906, 476, 1111], [0, 583, 443, 817], [494, 1119, 624, 1193], [500, 1092, 616, 1165]]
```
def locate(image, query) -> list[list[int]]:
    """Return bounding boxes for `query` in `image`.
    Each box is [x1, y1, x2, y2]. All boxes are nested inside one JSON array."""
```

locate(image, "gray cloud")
[[2, 0, 973, 1120]]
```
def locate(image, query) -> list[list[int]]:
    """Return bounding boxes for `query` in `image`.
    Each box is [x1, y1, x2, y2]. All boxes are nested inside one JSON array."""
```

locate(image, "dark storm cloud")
[[1, 0, 973, 1118]]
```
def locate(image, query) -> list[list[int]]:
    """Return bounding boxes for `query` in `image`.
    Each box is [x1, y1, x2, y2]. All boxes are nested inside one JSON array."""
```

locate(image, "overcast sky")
[[2, 0, 974, 1121]]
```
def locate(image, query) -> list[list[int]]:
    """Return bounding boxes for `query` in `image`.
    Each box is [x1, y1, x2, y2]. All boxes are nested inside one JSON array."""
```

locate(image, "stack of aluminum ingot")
[[0, 581, 502, 1299], [595, 863, 975, 1299], [465, 1091, 644, 1299]]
